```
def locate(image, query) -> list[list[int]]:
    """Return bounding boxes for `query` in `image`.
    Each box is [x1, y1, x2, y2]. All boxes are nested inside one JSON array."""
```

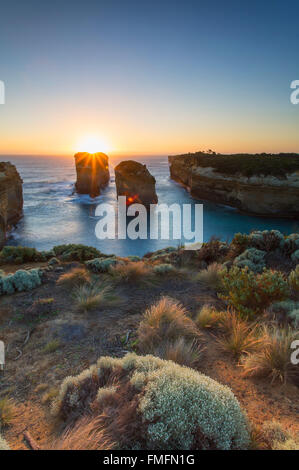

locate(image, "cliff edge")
[[0, 162, 23, 247], [169, 152, 299, 217]]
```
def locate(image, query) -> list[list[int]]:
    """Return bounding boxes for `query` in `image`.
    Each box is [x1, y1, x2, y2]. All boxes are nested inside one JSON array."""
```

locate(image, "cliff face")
[[169, 154, 299, 217], [115, 160, 158, 207], [74, 152, 110, 197], [0, 162, 23, 247]]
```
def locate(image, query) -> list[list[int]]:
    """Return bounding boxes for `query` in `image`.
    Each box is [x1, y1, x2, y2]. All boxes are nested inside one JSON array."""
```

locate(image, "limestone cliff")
[[0, 162, 23, 247], [74, 152, 110, 197], [169, 153, 299, 217], [115, 160, 158, 207]]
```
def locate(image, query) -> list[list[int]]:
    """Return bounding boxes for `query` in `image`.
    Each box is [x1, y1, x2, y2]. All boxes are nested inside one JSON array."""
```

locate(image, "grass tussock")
[[195, 305, 225, 329], [137, 296, 201, 353], [242, 326, 299, 384], [57, 267, 90, 288], [216, 312, 262, 359], [0, 397, 14, 427], [254, 420, 299, 450], [196, 263, 223, 290], [110, 261, 153, 284], [73, 283, 122, 312], [153, 338, 205, 369]]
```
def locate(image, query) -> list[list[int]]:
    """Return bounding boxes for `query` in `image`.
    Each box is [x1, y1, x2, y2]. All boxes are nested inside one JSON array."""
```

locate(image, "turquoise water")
[[4, 155, 299, 257]]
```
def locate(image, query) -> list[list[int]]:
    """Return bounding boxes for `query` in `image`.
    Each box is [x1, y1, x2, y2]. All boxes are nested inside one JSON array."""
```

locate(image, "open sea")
[[4, 155, 299, 257]]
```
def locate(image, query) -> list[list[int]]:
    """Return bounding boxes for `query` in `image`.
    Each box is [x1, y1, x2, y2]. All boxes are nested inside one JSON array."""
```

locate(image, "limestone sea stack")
[[0, 162, 23, 248], [74, 152, 110, 197], [114, 160, 158, 207], [169, 152, 299, 218]]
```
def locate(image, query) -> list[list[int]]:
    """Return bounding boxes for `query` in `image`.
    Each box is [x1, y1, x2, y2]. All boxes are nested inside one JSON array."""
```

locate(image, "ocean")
[[5, 155, 299, 257]]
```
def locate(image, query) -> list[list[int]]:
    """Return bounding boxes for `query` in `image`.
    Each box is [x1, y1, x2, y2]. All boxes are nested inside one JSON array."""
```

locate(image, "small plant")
[[220, 266, 289, 318], [233, 248, 266, 273], [73, 283, 121, 312], [0, 434, 10, 450], [0, 268, 42, 296], [42, 339, 61, 354], [153, 338, 204, 368], [196, 263, 223, 290], [111, 261, 153, 284], [57, 267, 90, 288], [242, 326, 299, 384], [53, 244, 102, 262], [153, 263, 175, 274], [216, 313, 262, 359], [137, 297, 200, 353], [85, 257, 120, 273], [0, 397, 14, 427], [257, 420, 299, 450], [289, 265, 299, 295], [197, 239, 228, 264], [0, 245, 52, 265], [195, 305, 225, 329]]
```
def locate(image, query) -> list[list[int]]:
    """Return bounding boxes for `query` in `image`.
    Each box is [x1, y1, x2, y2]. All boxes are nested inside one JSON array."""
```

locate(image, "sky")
[[0, 0, 298, 156]]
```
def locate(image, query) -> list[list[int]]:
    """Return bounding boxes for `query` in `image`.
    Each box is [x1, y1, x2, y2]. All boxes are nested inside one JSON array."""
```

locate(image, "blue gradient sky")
[[0, 0, 298, 155]]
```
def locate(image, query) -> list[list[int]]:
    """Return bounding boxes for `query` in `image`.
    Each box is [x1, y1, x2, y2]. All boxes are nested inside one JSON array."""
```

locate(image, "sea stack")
[[0, 162, 23, 248], [74, 152, 110, 197], [114, 160, 158, 207]]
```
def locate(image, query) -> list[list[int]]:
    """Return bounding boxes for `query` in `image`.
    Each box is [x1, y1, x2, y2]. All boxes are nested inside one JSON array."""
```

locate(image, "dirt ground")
[[0, 261, 298, 450]]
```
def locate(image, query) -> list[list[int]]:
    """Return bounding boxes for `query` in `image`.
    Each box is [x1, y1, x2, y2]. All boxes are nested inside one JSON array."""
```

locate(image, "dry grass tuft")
[[242, 325, 299, 384], [138, 296, 201, 353], [73, 283, 122, 312], [153, 338, 205, 369], [195, 305, 225, 329], [111, 261, 153, 284], [57, 267, 90, 288], [0, 397, 14, 427], [196, 263, 223, 290], [216, 312, 262, 359]]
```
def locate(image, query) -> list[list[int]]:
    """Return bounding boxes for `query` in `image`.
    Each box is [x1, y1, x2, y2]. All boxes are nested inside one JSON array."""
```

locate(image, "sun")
[[76, 135, 110, 154]]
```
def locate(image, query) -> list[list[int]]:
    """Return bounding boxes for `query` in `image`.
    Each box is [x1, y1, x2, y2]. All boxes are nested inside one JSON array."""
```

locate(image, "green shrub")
[[268, 300, 299, 327], [289, 265, 299, 293], [234, 248, 266, 273], [53, 244, 102, 262], [0, 246, 52, 264], [53, 353, 250, 450], [0, 268, 42, 296], [248, 230, 284, 252], [85, 257, 120, 273], [291, 250, 299, 263], [220, 266, 289, 318]]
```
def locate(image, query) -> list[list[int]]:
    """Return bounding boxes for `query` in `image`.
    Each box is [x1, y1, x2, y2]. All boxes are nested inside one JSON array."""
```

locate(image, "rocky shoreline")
[[169, 153, 299, 218], [0, 162, 23, 248]]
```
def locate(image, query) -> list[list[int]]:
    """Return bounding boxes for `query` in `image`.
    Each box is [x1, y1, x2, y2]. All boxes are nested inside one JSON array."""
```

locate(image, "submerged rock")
[[0, 162, 23, 248], [115, 160, 158, 207], [74, 152, 110, 197], [169, 152, 299, 217]]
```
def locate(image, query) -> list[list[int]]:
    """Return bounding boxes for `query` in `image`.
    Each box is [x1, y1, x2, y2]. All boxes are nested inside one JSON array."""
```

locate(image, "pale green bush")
[[0, 268, 42, 295], [233, 248, 266, 273], [53, 353, 250, 450], [291, 250, 299, 263], [153, 263, 175, 274], [85, 257, 121, 273], [248, 230, 284, 252]]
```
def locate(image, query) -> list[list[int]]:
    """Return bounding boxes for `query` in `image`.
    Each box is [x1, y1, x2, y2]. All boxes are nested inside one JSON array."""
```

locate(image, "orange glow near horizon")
[[75, 135, 111, 154]]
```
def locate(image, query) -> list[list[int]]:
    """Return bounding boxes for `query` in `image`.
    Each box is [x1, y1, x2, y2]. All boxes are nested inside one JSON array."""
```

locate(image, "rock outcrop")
[[114, 160, 158, 207], [169, 153, 299, 218], [0, 162, 23, 248], [74, 152, 110, 197]]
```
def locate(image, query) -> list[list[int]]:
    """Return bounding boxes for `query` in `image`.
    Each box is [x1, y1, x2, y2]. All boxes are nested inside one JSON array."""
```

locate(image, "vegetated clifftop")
[[169, 152, 299, 217], [0, 162, 23, 248], [115, 160, 158, 206], [74, 152, 110, 197]]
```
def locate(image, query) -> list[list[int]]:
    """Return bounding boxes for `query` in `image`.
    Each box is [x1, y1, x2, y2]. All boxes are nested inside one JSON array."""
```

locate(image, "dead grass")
[[0, 397, 14, 428], [57, 267, 90, 288], [138, 296, 201, 353], [242, 325, 299, 384]]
